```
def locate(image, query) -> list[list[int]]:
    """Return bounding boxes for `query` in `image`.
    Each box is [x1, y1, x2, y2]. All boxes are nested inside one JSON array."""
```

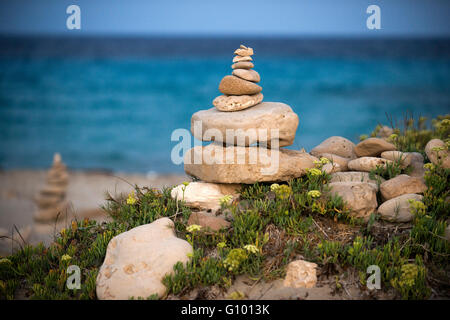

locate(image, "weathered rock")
[[96, 218, 193, 300], [425, 139, 450, 169], [213, 93, 263, 112], [380, 174, 427, 201], [283, 260, 317, 289], [409, 152, 424, 164], [329, 171, 385, 186], [328, 182, 378, 219], [381, 151, 412, 168], [355, 138, 396, 157], [219, 75, 262, 95], [377, 194, 423, 223], [191, 102, 298, 147], [234, 45, 253, 56], [232, 69, 260, 82], [316, 153, 351, 171], [232, 55, 252, 63], [184, 144, 318, 184], [347, 157, 393, 172], [187, 211, 231, 232], [310, 136, 356, 159], [232, 62, 254, 69], [171, 182, 240, 211], [322, 162, 341, 174], [409, 161, 426, 179]]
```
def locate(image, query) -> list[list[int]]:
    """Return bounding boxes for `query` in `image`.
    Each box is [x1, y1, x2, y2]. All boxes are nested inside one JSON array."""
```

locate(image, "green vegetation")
[[1, 115, 449, 300]]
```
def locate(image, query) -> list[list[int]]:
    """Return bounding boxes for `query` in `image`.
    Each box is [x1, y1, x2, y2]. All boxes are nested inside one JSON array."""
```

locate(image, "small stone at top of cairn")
[[213, 45, 263, 112], [33, 153, 70, 222]]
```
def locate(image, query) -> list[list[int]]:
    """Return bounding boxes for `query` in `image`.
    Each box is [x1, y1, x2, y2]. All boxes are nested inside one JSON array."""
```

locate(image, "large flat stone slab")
[[191, 102, 299, 147], [184, 144, 317, 184]]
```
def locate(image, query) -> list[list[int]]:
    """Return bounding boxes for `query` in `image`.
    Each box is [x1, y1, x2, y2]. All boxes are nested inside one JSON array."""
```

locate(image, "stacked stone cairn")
[[171, 45, 317, 219], [34, 153, 69, 221], [310, 135, 432, 223]]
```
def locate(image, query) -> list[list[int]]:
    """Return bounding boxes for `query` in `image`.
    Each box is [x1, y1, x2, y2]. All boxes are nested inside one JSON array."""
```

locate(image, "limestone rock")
[[219, 75, 262, 95], [322, 162, 341, 174], [380, 174, 426, 201], [96, 218, 193, 300], [355, 138, 396, 157], [232, 69, 260, 82], [184, 144, 318, 184], [187, 211, 231, 232], [381, 151, 412, 168], [171, 182, 240, 211], [310, 136, 356, 159], [348, 157, 393, 172], [232, 61, 254, 69], [191, 102, 298, 147], [213, 93, 263, 112], [234, 45, 253, 56], [283, 260, 317, 289], [425, 139, 450, 169], [316, 153, 351, 171], [328, 182, 378, 220], [409, 152, 424, 164], [409, 161, 426, 179], [329, 171, 385, 186], [377, 194, 423, 223], [232, 55, 252, 63]]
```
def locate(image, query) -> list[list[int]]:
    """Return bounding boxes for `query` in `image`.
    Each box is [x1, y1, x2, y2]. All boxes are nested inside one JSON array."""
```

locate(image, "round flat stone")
[[232, 62, 254, 69], [213, 92, 263, 112], [232, 69, 260, 82], [232, 55, 253, 63], [219, 75, 262, 95]]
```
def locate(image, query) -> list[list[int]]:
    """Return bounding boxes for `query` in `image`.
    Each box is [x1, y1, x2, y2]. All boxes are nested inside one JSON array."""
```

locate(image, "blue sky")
[[0, 0, 449, 37]]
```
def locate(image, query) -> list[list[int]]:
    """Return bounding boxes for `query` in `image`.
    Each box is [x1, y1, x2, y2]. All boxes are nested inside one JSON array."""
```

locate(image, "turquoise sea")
[[0, 37, 449, 173]]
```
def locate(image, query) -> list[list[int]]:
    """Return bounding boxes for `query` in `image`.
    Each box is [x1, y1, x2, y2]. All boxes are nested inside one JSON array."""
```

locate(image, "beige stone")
[[232, 61, 254, 69], [96, 218, 193, 300], [322, 162, 341, 174], [184, 144, 318, 184], [310, 136, 356, 159], [381, 151, 412, 168], [234, 45, 253, 56], [377, 194, 423, 223], [283, 260, 317, 289], [313, 153, 351, 171], [328, 182, 378, 219], [329, 171, 385, 186], [191, 102, 298, 147], [171, 182, 240, 211], [378, 126, 394, 139], [425, 139, 450, 169], [232, 55, 252, 63], [213, 93, 263, 112], [33, 200, 70, 222], [187, 211, 231, 232], [380, 174, 426, 201], [347, 157, 393, 172], [355, 138, 396, 157], [219, 75, 262, 95], [232, 69, 260, 82]]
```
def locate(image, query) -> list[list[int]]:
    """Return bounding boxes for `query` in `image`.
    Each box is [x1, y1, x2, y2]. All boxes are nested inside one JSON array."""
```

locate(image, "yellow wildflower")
[[308, 168, 322, 176], [308, 190, 322, 198], [126, 191, 137, 205], [320, 157, 330, 164], [219, 195, 233, 206], [61, 254, 71, 262], [270, 183, 280, 191], [186, 224, 202, 233], [217, 242, 227, 249], [244, 244, 259, 254]]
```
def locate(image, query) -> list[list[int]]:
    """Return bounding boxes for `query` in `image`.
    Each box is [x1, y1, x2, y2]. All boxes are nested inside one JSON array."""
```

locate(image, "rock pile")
[[172, 45, 317, 210], [34, 153, 69, 221], [310, 136, 428, 222]]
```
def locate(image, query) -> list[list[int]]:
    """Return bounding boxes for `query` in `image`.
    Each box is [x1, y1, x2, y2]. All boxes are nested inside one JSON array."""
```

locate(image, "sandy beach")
[[0, 169, 187, 255]]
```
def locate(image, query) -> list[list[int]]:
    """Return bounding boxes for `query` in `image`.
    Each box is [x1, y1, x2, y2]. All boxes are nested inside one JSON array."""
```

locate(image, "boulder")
[[328, 182, 378, 220], [191, 102, 299, 147], [425, 139, 450, 169], [377, 194, 423, 222], [171, 182, 240, 211], [184, 144, 318, 184], [212, 93, 263, 112], [381, 151, 412, 168], [315, 153, 351, 171], [347, 157, 393, 172], [187, 211, 231, 232], [310, 136, 356, 159], [355, 138, 396, 157], [96, 218, 193, 300], [380, 174, 427, 201], [283, 260, 318, 289], [329, 171, 385, 186]]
